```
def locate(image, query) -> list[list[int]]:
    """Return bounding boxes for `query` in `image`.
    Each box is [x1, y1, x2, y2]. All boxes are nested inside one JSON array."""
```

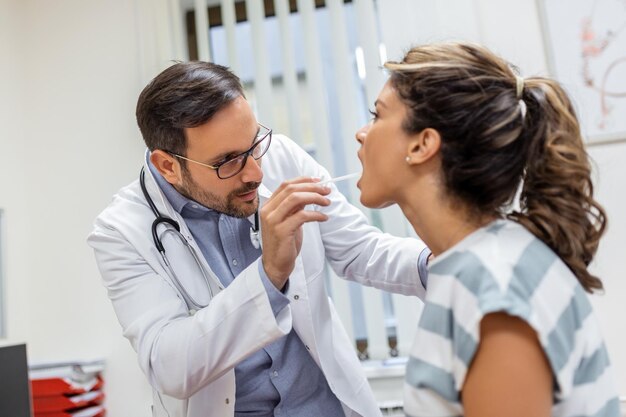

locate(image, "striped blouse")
[[404, 219, 620, 417]]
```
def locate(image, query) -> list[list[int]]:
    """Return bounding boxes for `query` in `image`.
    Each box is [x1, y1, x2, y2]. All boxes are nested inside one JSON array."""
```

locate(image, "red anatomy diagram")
[[580, 0, 626, 130]]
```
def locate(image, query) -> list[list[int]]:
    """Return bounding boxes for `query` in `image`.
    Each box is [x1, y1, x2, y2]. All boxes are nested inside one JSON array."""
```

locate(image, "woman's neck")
[[400, 191, 495, 257]]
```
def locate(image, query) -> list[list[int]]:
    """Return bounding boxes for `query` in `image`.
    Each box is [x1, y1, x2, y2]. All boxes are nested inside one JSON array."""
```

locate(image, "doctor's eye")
[[368, 109, 379, 121]]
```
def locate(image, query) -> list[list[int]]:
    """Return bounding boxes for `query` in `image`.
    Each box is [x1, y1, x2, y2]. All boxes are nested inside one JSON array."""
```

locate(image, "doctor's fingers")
[[262, 191, 331, 222], [269, 209, 329, 235], [268, 179, 331, 206]]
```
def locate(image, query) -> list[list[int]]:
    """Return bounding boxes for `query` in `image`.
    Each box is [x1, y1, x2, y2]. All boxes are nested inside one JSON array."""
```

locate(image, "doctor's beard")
[[178, 168, 260, 218]]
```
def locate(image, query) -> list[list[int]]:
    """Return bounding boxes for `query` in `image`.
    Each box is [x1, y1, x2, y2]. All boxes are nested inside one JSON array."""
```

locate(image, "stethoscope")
[[139, 167, 261, 311]]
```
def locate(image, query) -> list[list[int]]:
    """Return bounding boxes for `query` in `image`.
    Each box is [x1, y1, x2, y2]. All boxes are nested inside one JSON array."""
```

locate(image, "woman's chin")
[[358, 194, 372, 208], [359, 193, 391, 210]]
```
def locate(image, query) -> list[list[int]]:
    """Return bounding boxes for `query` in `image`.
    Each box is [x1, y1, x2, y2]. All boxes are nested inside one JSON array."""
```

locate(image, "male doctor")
[[88, 61, 430, 417]]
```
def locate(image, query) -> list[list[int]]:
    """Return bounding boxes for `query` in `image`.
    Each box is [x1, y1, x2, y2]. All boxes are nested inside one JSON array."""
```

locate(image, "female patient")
[[355, 42, 620, 417]]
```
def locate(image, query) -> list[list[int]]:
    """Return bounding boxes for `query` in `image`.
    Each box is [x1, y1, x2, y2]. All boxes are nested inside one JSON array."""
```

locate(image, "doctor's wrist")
[[261, 258, 289, 291]]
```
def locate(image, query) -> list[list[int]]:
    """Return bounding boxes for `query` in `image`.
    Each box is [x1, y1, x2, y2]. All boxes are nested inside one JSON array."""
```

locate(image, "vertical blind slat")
[[156, 0, 174, 66], [168, 0, 186, 61], [245, 0, 274, 127], [362, 285, 388, 359], [220, 0, 240, 73], [392, 292, 423, 357], [194, 0, 211, 61], [296, 0, 333, 171], [274, 0, 303, 143], [326, 0, 362, 178], [354, 0, 384, 104]]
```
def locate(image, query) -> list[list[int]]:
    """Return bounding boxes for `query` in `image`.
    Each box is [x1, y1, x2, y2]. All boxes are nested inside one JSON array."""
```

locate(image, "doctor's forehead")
[[184, 98, 258, 157]]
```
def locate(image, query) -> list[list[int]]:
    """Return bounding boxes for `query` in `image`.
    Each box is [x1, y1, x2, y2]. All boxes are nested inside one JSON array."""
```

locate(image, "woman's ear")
[[150, 150, 181, 185], [406, 128, 441, 165]]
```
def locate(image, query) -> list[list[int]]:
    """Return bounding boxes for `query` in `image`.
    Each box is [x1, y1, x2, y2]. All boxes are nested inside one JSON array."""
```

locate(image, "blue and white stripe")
[[403, 219, 620, 417]]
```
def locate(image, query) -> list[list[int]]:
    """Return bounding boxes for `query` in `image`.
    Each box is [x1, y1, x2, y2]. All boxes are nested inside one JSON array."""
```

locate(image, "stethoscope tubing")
[[140, 168, 214, 310]]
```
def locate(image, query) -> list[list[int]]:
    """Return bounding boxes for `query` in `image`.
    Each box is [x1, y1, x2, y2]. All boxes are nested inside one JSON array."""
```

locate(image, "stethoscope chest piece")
[[250, 228, 261, 249], [250, 210, 261, 249]]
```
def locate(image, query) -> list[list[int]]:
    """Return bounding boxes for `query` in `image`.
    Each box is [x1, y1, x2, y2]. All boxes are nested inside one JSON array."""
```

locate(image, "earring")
[[405, 156, 411, 164]]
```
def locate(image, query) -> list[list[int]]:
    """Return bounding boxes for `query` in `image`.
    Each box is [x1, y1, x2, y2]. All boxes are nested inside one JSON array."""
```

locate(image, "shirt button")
[[232, 259, 238, 266], [272, 370, 278, 377], [192, 204, 198, 209], [294, 294, 300, 300]]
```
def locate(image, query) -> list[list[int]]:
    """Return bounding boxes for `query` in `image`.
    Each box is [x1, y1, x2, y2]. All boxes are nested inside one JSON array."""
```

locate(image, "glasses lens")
[[218, 155, 245, 179], [252, 131, 271, 160], [217, 126, 272, 179]]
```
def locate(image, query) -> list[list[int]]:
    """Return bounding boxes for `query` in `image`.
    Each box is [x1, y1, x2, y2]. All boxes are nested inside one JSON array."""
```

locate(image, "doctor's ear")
[[150, 150, 182, 185], [405, 128, 441, 165]]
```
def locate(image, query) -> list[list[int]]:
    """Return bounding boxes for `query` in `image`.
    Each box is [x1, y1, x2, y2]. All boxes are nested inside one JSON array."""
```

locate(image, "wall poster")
[[539, 0, 626, 144]]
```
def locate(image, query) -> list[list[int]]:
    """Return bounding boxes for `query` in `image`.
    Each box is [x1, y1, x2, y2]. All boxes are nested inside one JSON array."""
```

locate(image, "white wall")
[[0, 0, 32, 345], [588, 142, 626, 396], [0, 1, 624, 415], [1, 0, 153, 415]]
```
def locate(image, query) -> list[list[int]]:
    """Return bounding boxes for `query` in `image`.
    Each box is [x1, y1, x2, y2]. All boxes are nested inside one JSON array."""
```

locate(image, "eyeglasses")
[[170, 124, 272, 179]]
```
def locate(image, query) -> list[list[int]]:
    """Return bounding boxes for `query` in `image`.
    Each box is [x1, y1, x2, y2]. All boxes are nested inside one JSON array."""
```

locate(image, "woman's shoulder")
[[427, 219, 584, 332], [430, 219, 568, 286]]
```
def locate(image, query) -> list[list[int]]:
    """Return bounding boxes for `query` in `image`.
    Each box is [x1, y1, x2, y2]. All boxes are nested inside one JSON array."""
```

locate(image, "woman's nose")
[[355, 124, 369, 144]]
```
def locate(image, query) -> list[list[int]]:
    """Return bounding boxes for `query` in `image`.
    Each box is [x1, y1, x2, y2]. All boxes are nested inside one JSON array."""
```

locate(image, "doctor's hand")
[[260, 177, 331, 290]]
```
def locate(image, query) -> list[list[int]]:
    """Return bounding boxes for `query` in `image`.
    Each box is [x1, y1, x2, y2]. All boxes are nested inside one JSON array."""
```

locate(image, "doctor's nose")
[[240, 155, 263, 183]]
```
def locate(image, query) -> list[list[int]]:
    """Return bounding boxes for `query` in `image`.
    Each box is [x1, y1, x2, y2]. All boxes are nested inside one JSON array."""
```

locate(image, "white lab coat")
[[88, 134, 427, 417]]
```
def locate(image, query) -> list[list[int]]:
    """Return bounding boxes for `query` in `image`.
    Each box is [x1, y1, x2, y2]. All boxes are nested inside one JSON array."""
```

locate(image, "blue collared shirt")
[[149, 162, 344, 417]]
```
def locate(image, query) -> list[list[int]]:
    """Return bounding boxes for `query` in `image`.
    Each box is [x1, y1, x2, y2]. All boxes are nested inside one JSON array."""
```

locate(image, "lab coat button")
[[305, 345, 310, 350], [225, 398, 230, 404], [189, 309, 197, 316], [294, 294, 300, 300]]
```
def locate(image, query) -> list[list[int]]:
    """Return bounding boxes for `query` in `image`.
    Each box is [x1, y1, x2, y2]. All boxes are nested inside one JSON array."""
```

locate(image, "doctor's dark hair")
[[136, 61, 245, 155], [385, 42, 606, 293]]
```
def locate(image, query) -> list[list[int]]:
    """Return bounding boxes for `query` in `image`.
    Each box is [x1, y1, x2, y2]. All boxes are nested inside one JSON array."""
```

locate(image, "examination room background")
[[0, 0, 625, 416]]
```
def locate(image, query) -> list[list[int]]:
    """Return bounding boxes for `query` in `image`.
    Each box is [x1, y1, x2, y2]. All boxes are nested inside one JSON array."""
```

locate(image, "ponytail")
[[509, 78, 607, 293]]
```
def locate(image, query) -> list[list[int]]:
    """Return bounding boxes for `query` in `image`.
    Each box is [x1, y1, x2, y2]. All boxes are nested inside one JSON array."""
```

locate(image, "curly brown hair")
[[385, 42, 607, 292]]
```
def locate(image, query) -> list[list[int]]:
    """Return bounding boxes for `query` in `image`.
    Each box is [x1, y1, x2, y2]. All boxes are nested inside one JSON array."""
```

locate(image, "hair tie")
[[518, 99, 527, 120], [516, 75, 525, 99], [515, 75, 527, 121]]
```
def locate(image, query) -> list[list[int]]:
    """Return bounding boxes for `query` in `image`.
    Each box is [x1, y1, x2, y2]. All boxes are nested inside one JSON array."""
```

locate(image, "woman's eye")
[[368, 109, 379, 120]]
